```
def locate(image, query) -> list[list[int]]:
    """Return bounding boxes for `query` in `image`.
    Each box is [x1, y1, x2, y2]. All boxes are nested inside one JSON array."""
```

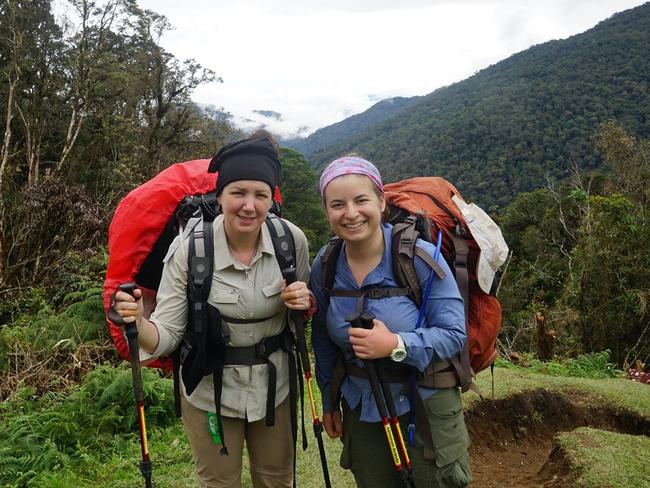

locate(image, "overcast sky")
[[131, 1, 646, 138]]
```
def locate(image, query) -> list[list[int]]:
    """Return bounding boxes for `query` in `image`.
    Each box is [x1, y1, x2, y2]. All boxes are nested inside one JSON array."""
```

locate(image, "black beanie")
[[208, 137, 281, 196]]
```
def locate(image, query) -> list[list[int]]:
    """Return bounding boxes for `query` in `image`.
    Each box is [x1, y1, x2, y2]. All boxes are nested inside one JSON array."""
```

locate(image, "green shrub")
[[47, 249, 108, 309], [496, 350, 623, 379], [0, 287, 50, 327], [0, 288, 106, 370], [0, 365, 175, 486]]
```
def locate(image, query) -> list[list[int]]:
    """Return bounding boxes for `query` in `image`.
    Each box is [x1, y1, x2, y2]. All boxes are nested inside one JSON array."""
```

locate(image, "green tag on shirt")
[[207, 412, 222, 445]]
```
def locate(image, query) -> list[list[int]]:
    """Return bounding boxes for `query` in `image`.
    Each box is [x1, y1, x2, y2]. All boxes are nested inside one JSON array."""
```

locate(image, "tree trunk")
[[56, 108, 83, 174], [17, 104, 42, 186], [0, 80, 16, 192], [0, 80, 17, 289], [0, 205, 6, 289]]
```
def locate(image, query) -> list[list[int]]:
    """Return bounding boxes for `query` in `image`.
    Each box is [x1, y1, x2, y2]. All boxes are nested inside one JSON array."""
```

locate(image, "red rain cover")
[[103, 159, 215, 369]]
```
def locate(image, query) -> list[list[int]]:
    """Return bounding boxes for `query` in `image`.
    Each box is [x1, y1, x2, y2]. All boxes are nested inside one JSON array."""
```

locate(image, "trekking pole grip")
[[118, 282, 140, 339], [360, 312, 375, 330], [346, 312, 363, 329], [284, 269, 298, 285]]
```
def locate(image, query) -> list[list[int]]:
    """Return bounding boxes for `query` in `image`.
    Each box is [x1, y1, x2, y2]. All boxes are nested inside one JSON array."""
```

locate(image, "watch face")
[[391, 349, 407, 362]]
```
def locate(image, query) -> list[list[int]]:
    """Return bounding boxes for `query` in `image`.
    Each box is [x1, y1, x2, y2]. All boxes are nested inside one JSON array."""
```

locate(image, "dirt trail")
[[465, 389, 650, 487]]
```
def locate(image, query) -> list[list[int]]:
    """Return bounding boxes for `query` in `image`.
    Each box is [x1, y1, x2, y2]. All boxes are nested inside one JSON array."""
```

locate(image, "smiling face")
[[218, 180, 273, 239], [323, 174, 386, 246]]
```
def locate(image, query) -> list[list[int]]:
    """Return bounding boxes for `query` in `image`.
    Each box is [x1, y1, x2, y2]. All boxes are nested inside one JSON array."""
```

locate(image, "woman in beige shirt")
[[113, 130, 312, 488]]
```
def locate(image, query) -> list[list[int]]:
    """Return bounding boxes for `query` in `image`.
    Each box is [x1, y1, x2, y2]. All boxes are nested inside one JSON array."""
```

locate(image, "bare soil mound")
[[465, 388, 650, 487]]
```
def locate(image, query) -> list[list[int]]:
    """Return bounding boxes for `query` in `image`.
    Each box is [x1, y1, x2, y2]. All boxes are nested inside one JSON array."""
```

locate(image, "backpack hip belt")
[[330, 354, 457, 463], [330, 353, 461, 412], [345, 357, 459, 388], [221, 325, 295, 428], [222, 328, 292, 365]]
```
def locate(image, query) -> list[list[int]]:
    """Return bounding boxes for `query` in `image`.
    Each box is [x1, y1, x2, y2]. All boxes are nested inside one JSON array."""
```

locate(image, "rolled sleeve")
[[146, 235, 190, 358]]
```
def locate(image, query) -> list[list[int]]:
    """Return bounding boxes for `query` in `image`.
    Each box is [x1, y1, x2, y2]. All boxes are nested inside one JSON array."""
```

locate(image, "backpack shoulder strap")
[[263, 213, 304, 461], [391, 217, 423, 307], [188, 214, 214, 305], [173, 213, 215, 417], [321, 236, 343, 295], [265, 213, 297, 279], [413, 247, 445, 279], [391, 217, 447, 309]]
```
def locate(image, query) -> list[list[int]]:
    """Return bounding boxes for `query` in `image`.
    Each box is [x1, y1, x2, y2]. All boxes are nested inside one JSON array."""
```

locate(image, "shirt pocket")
[[211, 289, 241, 336], [259, 281, 284, 318], [262, 282, 283, 298], [213, 291, 239, 305], [213, 272, 243, 290]]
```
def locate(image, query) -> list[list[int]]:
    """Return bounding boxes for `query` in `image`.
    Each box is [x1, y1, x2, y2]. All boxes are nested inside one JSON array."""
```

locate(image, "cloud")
[[136, 0, 647, 139], [253, 110, 283, 120], [155, 0, 508, 15]]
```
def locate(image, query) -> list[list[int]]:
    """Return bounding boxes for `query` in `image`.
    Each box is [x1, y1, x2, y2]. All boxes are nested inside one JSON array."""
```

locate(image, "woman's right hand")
[[323, 410, 343, 438], [112, 288, 144, 326]]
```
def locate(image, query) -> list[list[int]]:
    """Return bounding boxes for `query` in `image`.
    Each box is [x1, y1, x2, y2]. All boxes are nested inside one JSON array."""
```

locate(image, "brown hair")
[[248, 129, 279, 153]]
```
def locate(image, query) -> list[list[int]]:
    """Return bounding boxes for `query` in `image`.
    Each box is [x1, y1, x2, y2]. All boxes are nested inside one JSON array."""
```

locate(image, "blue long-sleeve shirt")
[[310, 223, 466, 422]]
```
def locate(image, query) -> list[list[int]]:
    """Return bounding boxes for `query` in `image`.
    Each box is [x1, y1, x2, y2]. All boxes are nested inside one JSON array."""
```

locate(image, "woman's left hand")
[[349, 318, 398, 360], [280, 280, 311, 311]]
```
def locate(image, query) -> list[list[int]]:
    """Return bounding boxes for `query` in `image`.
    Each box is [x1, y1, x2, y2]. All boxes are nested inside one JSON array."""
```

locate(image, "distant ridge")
[[304, 3, 650, 209], [284, 96, 421, 156]]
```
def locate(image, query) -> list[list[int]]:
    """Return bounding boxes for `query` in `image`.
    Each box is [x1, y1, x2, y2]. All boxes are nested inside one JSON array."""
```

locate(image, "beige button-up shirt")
[[143, 214, 310, 421]]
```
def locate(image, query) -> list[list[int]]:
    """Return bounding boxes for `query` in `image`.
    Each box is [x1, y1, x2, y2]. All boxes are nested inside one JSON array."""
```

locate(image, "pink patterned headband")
[[319, 156, 383, 196]]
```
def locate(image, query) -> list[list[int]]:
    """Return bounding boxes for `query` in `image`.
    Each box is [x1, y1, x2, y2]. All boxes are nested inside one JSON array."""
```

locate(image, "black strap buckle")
[[365, 288, 385, 299], [255, 341, 269, 358]]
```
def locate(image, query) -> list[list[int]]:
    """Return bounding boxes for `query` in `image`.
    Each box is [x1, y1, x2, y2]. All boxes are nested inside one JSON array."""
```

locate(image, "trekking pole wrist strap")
[[304, 293, 317, 319]]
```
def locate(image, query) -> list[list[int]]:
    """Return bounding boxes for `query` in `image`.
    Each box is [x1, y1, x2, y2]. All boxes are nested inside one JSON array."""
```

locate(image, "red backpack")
[[104, 159, 215, 369], [383, 177, 508, 376], [103, 159, 285, 370]]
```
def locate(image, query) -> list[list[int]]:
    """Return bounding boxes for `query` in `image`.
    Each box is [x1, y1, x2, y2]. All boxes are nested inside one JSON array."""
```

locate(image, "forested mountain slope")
[[284, 96, 421, 156], [308, 2, 650, 209]]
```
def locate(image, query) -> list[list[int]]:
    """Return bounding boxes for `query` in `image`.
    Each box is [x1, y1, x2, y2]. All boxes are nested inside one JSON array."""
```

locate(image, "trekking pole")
[[360, 313, 415, 488], [109, 283, 153, 488], [347, 313, 415, 488], [285, 271, 332, 488]]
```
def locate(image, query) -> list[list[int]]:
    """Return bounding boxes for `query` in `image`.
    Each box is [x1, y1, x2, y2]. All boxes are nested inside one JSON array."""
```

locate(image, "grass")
[[554, 427, 650, 488], [26, 381, 354, 488], [6, 365, 650, 487], [31, 422, 354, 488], [29, 427, 195, 487], [470, 365, 650, 417]]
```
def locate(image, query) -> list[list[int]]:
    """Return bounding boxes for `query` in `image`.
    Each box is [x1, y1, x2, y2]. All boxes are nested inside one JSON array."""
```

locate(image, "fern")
[[0, 365, 175, 486]]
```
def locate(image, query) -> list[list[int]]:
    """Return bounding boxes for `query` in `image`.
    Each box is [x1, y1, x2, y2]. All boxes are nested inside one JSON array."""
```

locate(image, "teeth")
[[345, 222, 364, 229]]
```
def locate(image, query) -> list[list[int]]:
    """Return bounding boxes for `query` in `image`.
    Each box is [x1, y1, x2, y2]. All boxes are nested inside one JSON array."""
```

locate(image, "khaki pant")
[[340, 388, 472, 488], [181, 395, 294, 488]]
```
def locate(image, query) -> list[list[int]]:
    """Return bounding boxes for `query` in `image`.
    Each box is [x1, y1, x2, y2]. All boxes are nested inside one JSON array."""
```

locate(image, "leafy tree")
[[596, 120, 650, 207], [123, 4, 220, 175], [279, 148, 330, 258], [556, 193, 649, 362], [0, 0, 233, 291], [499, 123, 650, 365]]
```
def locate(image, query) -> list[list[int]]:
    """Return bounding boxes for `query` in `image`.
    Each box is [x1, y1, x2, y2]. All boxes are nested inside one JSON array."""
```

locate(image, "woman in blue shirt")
[[310, 156, 473, 488]]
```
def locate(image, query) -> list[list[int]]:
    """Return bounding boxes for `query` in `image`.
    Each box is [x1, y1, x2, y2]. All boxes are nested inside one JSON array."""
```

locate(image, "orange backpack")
[[383, 177, 508, 376]]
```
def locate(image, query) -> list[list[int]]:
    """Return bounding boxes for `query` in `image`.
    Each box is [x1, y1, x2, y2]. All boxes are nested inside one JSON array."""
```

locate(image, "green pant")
[[340, 388, 472, 488]]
